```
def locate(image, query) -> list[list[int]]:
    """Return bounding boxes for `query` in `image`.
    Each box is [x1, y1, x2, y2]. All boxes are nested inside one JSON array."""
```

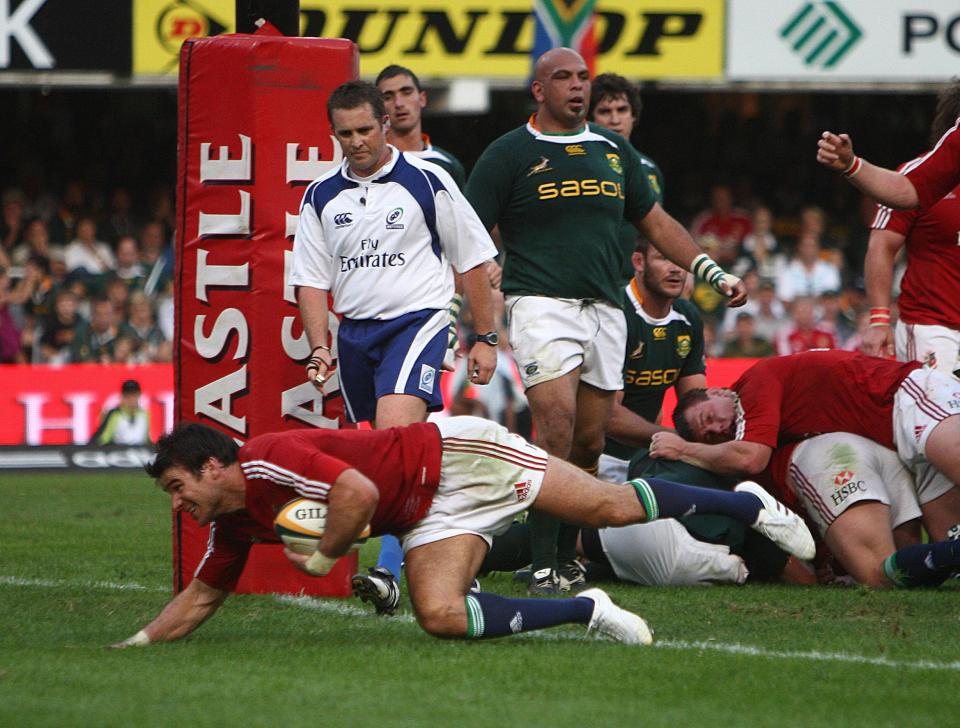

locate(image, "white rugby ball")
[[274, 497, 370, 555]]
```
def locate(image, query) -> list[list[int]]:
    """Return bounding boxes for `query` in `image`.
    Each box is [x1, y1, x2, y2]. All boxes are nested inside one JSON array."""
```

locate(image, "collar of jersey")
[[525, 116, 617, 147], [625, 278, 691, 326], [342, 144, 400, 183]]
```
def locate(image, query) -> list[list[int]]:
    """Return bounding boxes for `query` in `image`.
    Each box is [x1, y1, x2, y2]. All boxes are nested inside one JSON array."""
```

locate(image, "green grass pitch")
[[1, 471, 959, 727]]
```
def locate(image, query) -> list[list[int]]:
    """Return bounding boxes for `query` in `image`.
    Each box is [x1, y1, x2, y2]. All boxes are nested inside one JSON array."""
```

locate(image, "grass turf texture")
[[2, 472, 959, 727]]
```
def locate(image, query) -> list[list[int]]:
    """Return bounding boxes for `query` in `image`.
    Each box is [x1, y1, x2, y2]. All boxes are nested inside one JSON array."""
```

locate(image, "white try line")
[[5, 575, 960, 672]]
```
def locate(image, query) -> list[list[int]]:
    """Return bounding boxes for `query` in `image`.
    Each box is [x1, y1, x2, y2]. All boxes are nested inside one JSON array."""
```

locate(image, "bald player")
[[465, 48, 746, 594]]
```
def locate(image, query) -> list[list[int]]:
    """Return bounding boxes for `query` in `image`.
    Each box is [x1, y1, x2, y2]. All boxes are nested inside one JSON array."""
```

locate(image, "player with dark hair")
[[292, 80, 498, 613], [375, 64, 466, 188], [648, 350, 960, 588], [465, 48, 745, 594], [861, 80, 960, 375], [817, 82, 960, 210], [112, 417, 814, 648]]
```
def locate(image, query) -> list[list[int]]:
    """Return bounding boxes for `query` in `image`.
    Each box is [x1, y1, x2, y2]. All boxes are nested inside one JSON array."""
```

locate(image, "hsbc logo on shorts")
[[831, 479, 866, 507], [334, 212, 353, 228], [514, 479, 532, 502]]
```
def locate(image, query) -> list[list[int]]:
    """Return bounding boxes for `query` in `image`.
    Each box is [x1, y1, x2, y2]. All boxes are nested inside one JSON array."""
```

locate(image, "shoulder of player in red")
[[905, 118, 960, 210]]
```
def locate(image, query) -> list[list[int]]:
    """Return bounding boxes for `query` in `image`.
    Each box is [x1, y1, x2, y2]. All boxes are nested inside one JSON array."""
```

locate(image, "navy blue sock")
[[464, 591, 593, 638], [630, 477, 762, 524], [882, 540, 960, 588]]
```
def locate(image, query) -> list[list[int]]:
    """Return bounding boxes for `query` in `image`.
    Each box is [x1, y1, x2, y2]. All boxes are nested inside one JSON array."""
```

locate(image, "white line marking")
[[5, 575, 959, 671]]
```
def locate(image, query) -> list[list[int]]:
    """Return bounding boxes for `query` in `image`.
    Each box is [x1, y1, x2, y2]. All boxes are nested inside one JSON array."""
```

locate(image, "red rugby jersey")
[[905, 117, 960, 210], [730, 350, 920, 451], [872, 159, 960, 329], [194, 423, 442, 591]]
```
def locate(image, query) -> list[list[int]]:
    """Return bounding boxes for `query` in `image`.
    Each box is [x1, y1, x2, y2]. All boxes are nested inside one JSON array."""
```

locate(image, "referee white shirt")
[[290, 146, 496, 320]]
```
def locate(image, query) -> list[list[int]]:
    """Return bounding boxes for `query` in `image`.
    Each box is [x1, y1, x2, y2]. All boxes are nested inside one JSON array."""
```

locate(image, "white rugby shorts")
[[505, 295, 626, 391], [895, 321, 960, 374], [401, 416, 548, 552], [599, 519, 748, 586], [893, 366, 960, 504], [787, 433, 921, 537]]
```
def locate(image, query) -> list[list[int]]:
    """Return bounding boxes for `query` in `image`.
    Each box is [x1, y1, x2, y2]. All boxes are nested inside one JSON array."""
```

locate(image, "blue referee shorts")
[[337, 308, 448, 423]]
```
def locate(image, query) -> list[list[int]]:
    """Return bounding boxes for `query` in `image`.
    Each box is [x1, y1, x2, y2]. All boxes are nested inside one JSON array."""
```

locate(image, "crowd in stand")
[[0, 177, 886, 369], [0, 183, 175, 364]]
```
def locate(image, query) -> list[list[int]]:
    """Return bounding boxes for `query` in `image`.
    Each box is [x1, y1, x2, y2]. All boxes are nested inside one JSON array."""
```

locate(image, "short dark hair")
[[673, 388, 711, 440], [145, 422, 239, 479], [929, 78, 960, 147], [121, 379, 141, 394], [327, 80, 386, 126], [589, 73, 642, 121], [376, 64, 421, 92]]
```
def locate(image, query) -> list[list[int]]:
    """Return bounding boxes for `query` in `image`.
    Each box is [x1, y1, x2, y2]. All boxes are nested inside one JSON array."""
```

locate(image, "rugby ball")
[[274, 498, 370, 555]]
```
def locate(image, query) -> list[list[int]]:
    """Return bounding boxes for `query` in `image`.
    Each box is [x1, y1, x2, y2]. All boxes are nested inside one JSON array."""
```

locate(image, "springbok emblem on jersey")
[[526, 156, 552, 176]]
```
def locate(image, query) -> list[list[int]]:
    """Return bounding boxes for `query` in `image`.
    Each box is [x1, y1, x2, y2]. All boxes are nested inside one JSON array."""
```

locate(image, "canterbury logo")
[[333, 213, 353, 226], [526, 156, 552, 176]]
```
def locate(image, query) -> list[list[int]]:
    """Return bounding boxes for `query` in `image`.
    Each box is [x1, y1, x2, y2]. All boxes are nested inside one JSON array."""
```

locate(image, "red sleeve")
[[906, 118, 960, 209], [193, 518, 252, 592], [240, 432, 352, 503], [734, 368, 782, 449]]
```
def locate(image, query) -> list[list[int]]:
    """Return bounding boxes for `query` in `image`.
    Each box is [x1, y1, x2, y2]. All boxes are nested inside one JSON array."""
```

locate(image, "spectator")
[[720, 277, 784, 343], [71, 296, 120, 363], [104, 277, 131, 320], [65, 216, 115, 278], [735, 205, 785, 281], [104, 187, 139, 244], [89, 379, 151, 446], [114, 236, 145, 286], [690, 183, 752, 260], [120, 290, 166, 361], [775, 232, 842, 302], [39, 289, 84, 364], [138, 221, 173, 295], [775, 296, 836, 355], [721, 312, 775, 358], [0, 268, 22, 363], [817, 289, 858, 346], [1, 188, 27, 267], [48, 181, 87, 245], [11, 217, 61, 268]]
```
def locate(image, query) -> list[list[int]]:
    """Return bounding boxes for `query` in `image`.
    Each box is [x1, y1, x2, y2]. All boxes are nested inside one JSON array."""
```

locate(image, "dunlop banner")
[[133, 0, 723, 80]]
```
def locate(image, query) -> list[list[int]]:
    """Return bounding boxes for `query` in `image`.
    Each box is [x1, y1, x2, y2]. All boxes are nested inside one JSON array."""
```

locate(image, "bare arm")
[[633, 204, 747, 306], [816, 131, 919, 209], [461, 263, 497, 385], [112, 578, 229, 647], [607, 373, 707, 448], [860, 228, 905, 358], [296, 286, 333, 388], [649, 431, 772, 476]]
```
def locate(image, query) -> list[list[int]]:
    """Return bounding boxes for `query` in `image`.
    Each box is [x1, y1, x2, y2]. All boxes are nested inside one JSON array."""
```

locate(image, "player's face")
[[379, 74, 425, 135], [159, 462, 223, 527], [332, 103, 391, 177], [591, 93, 635, 138], [533, 52, 590, 130], [638, 246, 686, 299], [685, 392, 738, 444]]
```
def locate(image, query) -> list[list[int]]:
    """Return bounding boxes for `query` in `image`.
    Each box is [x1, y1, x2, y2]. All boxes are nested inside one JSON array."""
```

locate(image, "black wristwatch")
[[474, 331, 500, 346]]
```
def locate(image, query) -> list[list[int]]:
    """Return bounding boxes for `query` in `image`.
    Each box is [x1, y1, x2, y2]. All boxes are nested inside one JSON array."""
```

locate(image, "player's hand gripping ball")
[[274, 498, 370, 554]]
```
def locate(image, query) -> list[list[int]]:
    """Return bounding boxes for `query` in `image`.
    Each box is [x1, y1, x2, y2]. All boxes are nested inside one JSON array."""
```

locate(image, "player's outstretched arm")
[[860, 228, 905, 358], [111, 578, 229, 648], [817, 131, 919, 209], [648, 431, 772, 476], [607, 391, 670, 447], [634, 204, 747, 307]]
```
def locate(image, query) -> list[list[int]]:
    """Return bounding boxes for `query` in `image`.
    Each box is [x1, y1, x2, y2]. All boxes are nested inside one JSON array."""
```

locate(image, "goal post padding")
[[174, 31, 358, 596]]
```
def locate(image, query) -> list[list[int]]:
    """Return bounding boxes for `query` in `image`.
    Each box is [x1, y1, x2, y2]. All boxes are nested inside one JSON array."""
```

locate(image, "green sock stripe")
[[882, 554, 907, 588], [629, 478, 658, 521], [465, 595, 484, 638]]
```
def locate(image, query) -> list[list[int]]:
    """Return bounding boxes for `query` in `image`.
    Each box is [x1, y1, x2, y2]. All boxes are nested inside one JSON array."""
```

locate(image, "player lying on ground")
[[114, 416, 813, 648], [649, 351, 960, 587]]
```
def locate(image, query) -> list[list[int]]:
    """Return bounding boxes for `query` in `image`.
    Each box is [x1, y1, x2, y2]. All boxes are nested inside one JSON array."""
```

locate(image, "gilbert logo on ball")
[[274, 498, 370, 555]]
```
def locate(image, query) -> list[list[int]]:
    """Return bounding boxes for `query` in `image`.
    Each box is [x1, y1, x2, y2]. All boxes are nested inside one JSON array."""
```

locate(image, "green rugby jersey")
[[604, 281, 705, 461], [617, 151, 664, 284], [419, 140, 467, 189], [466, 119, 656, 306]]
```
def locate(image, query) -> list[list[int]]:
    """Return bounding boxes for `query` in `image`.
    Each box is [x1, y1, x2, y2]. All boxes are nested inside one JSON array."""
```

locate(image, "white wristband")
[[304, 550, 338, 576]]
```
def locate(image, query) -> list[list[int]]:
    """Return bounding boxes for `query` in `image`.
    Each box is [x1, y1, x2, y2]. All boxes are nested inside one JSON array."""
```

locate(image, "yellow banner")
[[133, 0, 723, 80]]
